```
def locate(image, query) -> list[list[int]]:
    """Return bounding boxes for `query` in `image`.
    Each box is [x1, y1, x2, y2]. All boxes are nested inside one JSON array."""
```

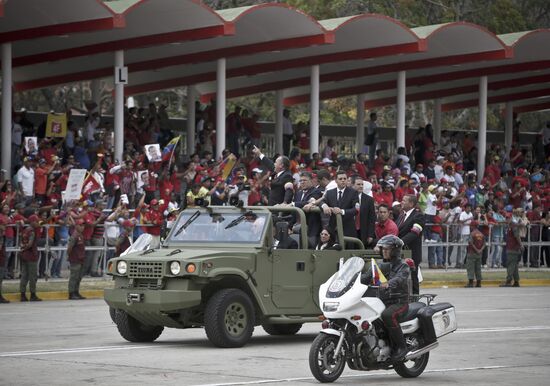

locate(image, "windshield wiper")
[[224, 210, 255, 230], [173, 210, 201, 237]]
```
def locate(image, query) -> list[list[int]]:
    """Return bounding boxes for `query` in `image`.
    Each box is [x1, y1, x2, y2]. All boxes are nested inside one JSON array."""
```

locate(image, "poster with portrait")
[[24, 137, 38, 155], [136, 170, 149, 190], [145, 144, 162, 162], [45, 113, 68, 137]]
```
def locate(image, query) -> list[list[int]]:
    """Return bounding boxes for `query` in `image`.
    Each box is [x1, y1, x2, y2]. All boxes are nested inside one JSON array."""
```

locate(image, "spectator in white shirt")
[[16, 157, 35, 203], [457, 203, 474, 268]]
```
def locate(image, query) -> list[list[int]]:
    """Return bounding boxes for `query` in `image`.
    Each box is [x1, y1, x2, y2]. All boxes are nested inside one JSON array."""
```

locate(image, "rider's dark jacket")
[[361, 256, 410, 305]]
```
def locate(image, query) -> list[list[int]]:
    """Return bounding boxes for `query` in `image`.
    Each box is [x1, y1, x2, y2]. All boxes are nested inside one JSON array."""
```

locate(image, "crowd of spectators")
[[1, 101, 550, 298]]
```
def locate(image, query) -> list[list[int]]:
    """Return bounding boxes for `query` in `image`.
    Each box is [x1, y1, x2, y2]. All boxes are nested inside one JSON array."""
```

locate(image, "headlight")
[[116, 261, 127, 275], [323, 302, 339, 312], [170, 261, 181, 275]]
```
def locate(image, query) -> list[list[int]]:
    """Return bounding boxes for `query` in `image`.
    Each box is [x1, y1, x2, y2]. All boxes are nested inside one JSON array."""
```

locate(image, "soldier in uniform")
[[68, 219, 87, 300], [20, 214, 42, 302], [0, 216, 10, 303]]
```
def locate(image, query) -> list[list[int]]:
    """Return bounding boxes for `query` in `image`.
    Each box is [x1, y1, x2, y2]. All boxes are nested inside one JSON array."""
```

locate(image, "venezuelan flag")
[[162, 136, 180, 162], [371, 258, 388, 286]]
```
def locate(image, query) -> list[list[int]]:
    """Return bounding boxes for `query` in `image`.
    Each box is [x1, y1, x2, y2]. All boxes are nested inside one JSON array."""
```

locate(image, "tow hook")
[[126, 293, 143, 306]]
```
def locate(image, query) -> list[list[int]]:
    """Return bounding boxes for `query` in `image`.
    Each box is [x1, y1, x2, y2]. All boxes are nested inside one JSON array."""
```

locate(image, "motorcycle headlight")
[[170, 261, 181, 275], [323, 302, 339, 312], [116, 260, 127, 275]]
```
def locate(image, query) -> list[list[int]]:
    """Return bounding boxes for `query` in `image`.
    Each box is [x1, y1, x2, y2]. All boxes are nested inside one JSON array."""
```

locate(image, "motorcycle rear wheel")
[[393, 352, 429, 378], [309, 334, 346, 383]]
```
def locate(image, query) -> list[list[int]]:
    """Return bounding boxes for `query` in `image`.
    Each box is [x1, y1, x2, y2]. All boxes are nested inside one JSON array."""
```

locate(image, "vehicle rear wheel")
[[204, 289, 255, 348], [309, 333, 346, 383], [394, 352, 429, 378], [262, 323, 303, 336], [115, 310, 164, 342]]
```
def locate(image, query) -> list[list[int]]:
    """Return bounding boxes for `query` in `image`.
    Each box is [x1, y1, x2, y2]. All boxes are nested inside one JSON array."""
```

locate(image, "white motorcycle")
[[309, 256, 457, 383]]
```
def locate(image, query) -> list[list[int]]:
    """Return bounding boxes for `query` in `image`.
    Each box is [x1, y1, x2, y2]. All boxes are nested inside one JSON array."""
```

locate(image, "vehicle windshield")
[[326, 256, 365, 298], [167, 210, 268, 245]]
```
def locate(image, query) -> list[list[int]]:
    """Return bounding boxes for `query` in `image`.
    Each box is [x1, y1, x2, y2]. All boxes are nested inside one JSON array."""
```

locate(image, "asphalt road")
[[1, 287, 549, 386]]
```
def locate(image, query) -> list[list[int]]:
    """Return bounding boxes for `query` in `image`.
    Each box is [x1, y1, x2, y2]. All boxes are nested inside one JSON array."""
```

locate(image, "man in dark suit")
[[397, 194, 425, 294], [351, 175, 376, 248], [293, 171, 323, 248], [321, 170, 357, 244], [253, 146, 293, 206]]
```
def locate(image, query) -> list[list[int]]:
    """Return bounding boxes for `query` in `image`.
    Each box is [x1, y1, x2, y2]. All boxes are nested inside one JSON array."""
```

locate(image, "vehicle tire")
[[109, 307, 118, 323], [262, 323, 303, 336], [309, 334, 346, 383], [115, 310, 164, 342], [393, 352, 430, 378], [204, 289, 255, 348]]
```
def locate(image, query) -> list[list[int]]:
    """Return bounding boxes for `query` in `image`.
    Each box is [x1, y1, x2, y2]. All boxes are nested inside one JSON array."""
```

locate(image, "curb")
[[3, 280, 550, 302]]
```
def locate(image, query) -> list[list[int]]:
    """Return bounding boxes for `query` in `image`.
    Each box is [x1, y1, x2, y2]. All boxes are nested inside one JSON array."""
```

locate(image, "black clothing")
[[397, 209, 424, 294], [260, 156, 293, 206], [357, 192, 376, 247], [293, 187, 323, 247], [323, 187, 358, 241], [274, 236, 298, 249]]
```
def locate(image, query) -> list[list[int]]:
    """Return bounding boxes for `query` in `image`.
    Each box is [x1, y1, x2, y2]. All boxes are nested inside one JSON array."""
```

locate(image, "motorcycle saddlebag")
[[416, 303, 457, 344]]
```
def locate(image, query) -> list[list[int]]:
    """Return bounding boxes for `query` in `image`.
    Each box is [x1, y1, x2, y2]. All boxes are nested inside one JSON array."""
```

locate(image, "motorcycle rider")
[[361, 235, 410, 362]]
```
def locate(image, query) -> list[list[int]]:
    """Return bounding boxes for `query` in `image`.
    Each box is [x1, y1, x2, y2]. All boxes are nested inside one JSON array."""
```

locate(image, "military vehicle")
[[104, 205, 379, 348]]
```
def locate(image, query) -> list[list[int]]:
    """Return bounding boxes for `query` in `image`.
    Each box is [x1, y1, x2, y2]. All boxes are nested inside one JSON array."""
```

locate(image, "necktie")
[[397, 212, 405, 226], [338, 190, 342, 204]]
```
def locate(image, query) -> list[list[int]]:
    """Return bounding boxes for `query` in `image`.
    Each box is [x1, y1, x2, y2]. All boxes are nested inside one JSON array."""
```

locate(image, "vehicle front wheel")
[[262, 323, 303, 336], [109, 307, 118, 323], [204, 289, 255, 348], [309, 333, 346, 383], [115, 310, 164, 342]]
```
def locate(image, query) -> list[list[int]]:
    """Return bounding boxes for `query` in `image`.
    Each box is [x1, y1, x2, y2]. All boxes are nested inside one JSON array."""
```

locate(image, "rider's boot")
[[388, 327, 408, 362]]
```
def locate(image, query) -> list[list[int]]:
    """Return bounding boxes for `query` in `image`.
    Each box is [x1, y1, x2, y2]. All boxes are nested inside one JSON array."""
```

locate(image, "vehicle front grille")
[[133, 278, 163, 290], [128, 261, 164, 279]]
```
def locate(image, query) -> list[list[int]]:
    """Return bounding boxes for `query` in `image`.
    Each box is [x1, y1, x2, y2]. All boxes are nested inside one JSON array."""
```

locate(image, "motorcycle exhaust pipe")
[[404, 341, 439, 361]]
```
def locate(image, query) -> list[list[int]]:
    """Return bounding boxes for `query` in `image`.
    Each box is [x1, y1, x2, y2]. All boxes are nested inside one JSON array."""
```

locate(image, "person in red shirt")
[[0, 215, 9, 303], [374, 204, 398, 240], [465, 227, 485, 287], [143, 199, 163, 249], [34, 158, 56, 205], [375, 182, 394, 207]]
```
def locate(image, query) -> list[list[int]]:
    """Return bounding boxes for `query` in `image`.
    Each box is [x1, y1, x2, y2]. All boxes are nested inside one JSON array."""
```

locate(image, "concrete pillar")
[[310, 64, 320, 155], [114, 50, 124, 164], [505, 101, 514, 153], [187, 85, 196, 155], [477, 76, 488, 181], [433, 98, 442, 147], [275, 90, 284, 155], [356, 94, 366, 154], [396, 71, 406, 149], [1, 43, 12, 175], [216, 58, 226, 159]]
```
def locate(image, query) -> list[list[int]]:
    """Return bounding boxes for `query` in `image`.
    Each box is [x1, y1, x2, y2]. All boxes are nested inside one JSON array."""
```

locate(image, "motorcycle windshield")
[[326, 256, 365, 298]]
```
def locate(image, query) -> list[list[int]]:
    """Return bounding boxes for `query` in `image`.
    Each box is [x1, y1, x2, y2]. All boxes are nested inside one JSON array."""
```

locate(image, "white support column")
[[186, 86, 196, 155], [114, 50, 124, 164], [91, 79, 101, 109], [433, 98, 442, 148], [275, 90, 284, 155], [310, 65, 320, 155], [356, 94, 366, 154], [216, 58, 226, 159], [505, 101, 514, 153], [396, 71, 406, 149], [1, 43, 12, 175], [477, 76, 488, 181]]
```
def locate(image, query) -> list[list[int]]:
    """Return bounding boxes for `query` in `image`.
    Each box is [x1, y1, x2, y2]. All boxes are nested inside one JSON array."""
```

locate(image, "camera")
[[194, 197, 208, 207]]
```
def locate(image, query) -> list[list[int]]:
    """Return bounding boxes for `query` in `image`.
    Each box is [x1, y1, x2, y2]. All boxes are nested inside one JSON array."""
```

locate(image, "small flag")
[[162, 136, 180, 162], [220, 154, 237, 181], [81, 173, 101, 199], [371, 258, 387, 286]]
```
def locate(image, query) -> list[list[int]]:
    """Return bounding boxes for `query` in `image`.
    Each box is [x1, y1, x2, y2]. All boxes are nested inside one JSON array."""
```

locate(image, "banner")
[[82, 173, 102, 199], [64, 169, 86, 202], [45, 113, 68, 138]]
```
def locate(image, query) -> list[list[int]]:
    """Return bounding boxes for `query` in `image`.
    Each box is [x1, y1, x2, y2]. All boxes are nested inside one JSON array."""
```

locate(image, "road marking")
[[191, 363, 550, 386], [458, 307, 550, 313], [456, 326, 550, 334], [0, 345, 151, 357]]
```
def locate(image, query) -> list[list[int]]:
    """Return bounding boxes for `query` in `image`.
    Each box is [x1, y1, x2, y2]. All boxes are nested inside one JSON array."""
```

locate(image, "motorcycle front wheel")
[[309, 333, 346, 383]]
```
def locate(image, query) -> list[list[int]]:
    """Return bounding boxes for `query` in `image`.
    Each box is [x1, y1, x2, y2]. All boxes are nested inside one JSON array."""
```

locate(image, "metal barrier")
[[421, 222, 550, 269]]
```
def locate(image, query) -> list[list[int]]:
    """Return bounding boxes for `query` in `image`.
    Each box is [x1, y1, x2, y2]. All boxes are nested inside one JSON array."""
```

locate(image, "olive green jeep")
[[104, 205, 380, 348]]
